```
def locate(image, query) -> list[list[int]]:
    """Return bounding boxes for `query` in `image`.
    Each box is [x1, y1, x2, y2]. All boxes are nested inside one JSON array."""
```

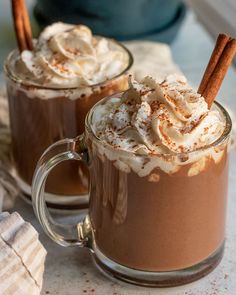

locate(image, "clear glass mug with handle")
[[5, 42, 133, 213], [32, 95, 231, 287]]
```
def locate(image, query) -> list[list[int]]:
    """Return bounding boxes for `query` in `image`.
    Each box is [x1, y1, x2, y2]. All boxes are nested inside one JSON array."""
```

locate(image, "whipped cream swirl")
[[92, 75, 225, 154], [14, 22, 129, 87]]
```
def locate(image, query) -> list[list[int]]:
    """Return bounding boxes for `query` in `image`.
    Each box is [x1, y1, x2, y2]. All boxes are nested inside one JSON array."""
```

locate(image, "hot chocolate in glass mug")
[[32, 58, 233, 286], [6, 1, 133, 211]]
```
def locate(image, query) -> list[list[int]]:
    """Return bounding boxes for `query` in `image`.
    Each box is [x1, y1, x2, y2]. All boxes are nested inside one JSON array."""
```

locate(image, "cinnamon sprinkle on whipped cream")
[[92, 75, 225, 154], [13, 22, 129, 88]]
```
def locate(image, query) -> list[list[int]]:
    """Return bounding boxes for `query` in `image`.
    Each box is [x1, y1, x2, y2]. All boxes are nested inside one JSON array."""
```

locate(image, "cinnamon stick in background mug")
[[5, 0, 133, 212], [11, 0, 33, 52]]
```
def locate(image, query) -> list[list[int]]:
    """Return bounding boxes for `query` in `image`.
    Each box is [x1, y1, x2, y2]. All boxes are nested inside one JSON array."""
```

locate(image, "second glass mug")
[[4, 43, 133, 212], [32, 95, 231, 287]]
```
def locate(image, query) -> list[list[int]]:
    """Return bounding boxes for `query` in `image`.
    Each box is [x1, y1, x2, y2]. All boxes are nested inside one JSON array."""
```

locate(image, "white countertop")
[[3, 10, 236, 295]]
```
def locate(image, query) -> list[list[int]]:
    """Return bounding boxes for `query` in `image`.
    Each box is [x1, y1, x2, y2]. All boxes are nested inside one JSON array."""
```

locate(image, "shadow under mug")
[[32, 96, 231, 287]]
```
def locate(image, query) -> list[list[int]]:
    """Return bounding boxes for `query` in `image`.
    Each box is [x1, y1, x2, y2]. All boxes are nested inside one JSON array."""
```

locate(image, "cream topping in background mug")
[[13, 22, 130, 88]]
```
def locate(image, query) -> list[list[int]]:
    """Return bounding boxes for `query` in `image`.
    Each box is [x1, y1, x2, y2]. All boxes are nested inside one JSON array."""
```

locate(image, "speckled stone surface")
[[3, 10, 236, 295]]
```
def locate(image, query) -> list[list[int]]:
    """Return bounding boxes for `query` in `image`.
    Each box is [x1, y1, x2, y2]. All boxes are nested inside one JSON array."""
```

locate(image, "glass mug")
[[32, 95, 231, 287], [4, 43, 133, 212]]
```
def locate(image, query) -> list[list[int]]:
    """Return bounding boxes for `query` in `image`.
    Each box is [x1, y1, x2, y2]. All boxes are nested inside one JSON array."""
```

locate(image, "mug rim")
[[85, 93, 232, 158], [3, 37, 133, 90]]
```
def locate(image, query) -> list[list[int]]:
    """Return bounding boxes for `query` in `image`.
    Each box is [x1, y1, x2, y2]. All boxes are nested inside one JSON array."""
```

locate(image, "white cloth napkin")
[[0, 211, 47, 295], [124, 40, 182, 81], [0, 89, 19, 212]]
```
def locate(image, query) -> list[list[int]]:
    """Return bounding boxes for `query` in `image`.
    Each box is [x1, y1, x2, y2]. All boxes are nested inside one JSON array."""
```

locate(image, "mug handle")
[[32, 135, 93, 248]]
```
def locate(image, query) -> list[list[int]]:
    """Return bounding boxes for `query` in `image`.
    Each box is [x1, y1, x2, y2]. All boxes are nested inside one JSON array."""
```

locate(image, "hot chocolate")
[[89, 75, 229, 271], [5, 23, 132, 206], [31, 32, 234, 286]]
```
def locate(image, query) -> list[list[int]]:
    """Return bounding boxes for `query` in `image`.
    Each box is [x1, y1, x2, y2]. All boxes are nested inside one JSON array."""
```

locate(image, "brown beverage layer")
[[7, 76, 128, 195], [89, 146, 228, 271]]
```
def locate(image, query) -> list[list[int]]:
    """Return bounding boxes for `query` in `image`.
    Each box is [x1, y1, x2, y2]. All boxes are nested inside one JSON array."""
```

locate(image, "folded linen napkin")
[[0, 211, 47, 295], [124, 40, 182, 81], [0, 89, 19, 212]]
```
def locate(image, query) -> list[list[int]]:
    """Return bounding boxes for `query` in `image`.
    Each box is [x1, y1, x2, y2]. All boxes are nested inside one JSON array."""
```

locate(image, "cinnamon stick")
[[12, 0, 27, 52], [202, 38, 236, 107], [11, 0, 33, 52], [198, 34, 230, 95], [198, 34, 236, 108], [20, 0, 33, 50]]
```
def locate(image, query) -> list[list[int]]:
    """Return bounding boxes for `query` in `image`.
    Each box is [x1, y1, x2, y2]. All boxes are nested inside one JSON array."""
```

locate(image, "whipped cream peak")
[[38, 22, 74, 43], [14, 22, 129, 88], [92, 75, 225, 155]]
